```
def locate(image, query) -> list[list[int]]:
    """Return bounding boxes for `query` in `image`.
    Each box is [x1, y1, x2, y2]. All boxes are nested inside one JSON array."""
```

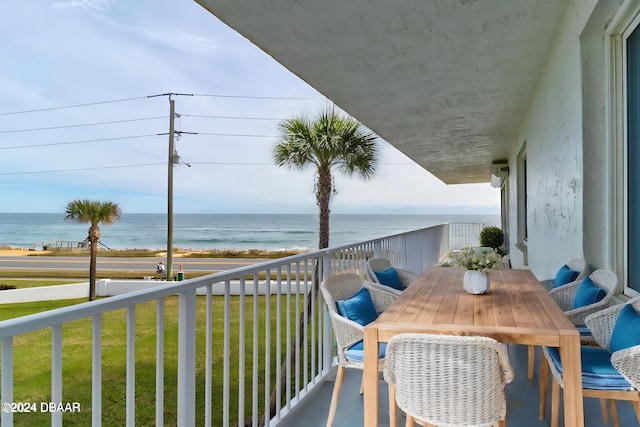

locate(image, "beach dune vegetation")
[[64, 199, 121, 301]]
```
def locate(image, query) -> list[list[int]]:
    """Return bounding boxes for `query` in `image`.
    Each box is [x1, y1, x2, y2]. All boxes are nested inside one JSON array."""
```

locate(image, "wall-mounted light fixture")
[[491, 161, 509, 188]]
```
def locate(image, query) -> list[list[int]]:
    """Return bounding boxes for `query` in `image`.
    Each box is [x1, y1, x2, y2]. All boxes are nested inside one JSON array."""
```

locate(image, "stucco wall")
[[581, 0, 625, 279], [508, 1, 598, 280]]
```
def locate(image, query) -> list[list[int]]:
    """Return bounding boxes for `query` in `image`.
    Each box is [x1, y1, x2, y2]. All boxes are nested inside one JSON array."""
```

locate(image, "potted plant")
[[448, 246, 504, 294], [479, 225, 506, 255]]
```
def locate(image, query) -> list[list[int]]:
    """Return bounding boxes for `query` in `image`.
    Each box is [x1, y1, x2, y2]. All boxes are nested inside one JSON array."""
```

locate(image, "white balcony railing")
[[0, 223, 462, 427]]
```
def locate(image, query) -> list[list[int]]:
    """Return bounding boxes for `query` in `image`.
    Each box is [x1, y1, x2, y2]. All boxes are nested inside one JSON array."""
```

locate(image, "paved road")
[[0, 256, 266, 273]]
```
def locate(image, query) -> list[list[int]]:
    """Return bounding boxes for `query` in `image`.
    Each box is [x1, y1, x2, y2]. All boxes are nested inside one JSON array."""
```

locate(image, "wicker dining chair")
[[540, 259, 589, 291], [547, 270, 618, 325], [528, 269, 618, 382], [539, 297, 640, 427], [528, 259, 588, 380], [384, 333, 514, 427], [365, 258, 418, 295], [320, 272, 397, 427]]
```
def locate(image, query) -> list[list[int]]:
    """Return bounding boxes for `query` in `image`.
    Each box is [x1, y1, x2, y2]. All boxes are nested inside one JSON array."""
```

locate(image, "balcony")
[[1, 222, 637, 426], [277, 343, 640, 427]]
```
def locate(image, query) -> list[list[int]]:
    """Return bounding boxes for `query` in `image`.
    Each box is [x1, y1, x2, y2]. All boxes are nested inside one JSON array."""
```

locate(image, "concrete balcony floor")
[[279, 343, 639, 427]]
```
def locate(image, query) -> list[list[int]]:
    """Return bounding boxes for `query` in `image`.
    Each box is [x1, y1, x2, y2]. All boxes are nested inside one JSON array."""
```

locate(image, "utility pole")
[[167, 96, 176, 280], [148, 92, 194, 281]]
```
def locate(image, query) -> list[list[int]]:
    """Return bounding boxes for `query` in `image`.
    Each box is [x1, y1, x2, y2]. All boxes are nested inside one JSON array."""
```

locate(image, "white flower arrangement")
[[448, 246, 504, 274]]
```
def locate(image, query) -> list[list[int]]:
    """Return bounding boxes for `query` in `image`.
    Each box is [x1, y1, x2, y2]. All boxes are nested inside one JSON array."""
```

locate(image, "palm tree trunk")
[[88, 225, 100, 301], [259, 263, 319, 427], [317, 169, 332, 249]]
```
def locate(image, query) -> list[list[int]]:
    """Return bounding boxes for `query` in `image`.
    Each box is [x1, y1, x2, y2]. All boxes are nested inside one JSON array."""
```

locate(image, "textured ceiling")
[[196, 0, 569, 183]]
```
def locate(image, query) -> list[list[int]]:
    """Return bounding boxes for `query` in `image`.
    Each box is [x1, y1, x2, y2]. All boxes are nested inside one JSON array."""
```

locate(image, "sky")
[[0, 0, 501, 215]]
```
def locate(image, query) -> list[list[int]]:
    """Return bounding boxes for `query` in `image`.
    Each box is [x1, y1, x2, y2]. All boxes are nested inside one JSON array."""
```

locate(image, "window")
[[609, 1, 640, 296], [626, 17, 640, 294], [516, 142, 528, 264]]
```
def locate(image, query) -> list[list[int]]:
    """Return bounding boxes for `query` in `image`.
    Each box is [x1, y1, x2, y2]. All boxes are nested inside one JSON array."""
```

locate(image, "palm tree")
[[265, 110, 378, 425], [274, 109, 378, 249], [64, 199, 121, 301]]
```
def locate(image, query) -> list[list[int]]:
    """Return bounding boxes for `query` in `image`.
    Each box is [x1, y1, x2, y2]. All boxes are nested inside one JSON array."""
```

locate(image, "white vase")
[[463, 270, 490, 294]]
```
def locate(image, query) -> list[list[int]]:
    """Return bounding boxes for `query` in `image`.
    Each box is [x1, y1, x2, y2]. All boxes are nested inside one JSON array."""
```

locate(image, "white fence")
[[448, 221, 492, 250], [0, 224, 451, 426], [0, 279, 298, 304]]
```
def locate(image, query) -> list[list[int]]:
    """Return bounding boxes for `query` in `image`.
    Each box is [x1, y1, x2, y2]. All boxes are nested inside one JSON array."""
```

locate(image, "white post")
[[321, 253, 333, 374], [126, 306, 135, 426], [92, 315, 102, 426], [51, 325, 62, 427], [177, 289, 196, 427], [156, 300, 165, 427], [2, 338, 13, 426]]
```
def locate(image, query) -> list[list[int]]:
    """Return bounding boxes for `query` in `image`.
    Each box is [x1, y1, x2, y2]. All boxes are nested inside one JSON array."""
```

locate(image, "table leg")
[[559, 333, 584, 427], [364, 326, 379, 427]]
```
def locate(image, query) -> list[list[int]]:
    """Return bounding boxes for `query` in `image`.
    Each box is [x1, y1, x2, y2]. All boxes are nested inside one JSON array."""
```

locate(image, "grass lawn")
[[0, 294, 314, 426], [0, 271, 310, 288], [0, 270, 210, 281], [0, 279, 85, 289]]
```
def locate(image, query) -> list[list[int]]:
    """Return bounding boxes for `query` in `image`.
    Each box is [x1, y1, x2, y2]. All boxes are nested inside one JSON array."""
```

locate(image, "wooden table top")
[[364, 266, 583, 427], [373, 266, 578, 346]]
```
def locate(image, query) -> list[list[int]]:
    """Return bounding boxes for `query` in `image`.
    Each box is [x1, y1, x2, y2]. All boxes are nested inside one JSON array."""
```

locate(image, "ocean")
[[0, 213, 500, 251]]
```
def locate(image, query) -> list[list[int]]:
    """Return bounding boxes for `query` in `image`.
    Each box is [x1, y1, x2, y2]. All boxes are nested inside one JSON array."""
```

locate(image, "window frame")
[[516, 142, 528, 265], [608, 0, 640, 297]]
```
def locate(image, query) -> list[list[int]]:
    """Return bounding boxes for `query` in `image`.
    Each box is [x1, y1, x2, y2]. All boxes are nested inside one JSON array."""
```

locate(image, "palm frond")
[[272, 108, 379, 248], [64, 199, 122, 225]]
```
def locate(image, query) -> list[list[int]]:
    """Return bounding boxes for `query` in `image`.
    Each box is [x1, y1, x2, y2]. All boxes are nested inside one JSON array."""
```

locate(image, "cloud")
[[0, 0, 501, 215], [52, 0, 114, 11]]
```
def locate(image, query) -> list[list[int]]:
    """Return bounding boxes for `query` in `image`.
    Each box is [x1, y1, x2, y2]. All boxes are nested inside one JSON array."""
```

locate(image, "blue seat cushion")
[[336, 287, 378, 326], [545, 346, 632, 390], [345, 341, 387, 362], [610, 304, 640, 353], [573, 276, 606, 309], [374, 267, 403, 290], [555, 264, 580, 288], [576, 325, 592, 337]]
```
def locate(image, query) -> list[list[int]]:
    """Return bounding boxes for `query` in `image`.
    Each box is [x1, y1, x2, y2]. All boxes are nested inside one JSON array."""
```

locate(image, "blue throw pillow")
[[610, 304, 640, 353], [555, 264, 579, 288], [573, 276, 607, 309], [374, 267, 403, 290], [336, 287, 378, 326]]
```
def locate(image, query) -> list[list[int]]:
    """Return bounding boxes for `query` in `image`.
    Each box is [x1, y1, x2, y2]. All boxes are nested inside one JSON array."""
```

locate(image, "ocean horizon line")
[[0, 213, 500, 251], [0, 211, 499, 216]]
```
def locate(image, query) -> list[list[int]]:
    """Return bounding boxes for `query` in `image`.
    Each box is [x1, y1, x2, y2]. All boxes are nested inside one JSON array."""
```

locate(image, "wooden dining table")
[[363, 266, 583, 427]]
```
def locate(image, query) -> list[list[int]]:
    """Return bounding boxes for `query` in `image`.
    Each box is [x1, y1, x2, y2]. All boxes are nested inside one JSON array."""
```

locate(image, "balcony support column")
[[177, 288, 197, 427], [321, 252, 333, 375]]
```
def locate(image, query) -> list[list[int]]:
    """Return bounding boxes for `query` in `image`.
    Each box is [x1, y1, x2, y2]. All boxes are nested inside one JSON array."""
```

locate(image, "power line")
[[0, 128, 277, 153], [0, 92, 327, 117], [189, 161, 415, 166], [0, 116, 166, 134], [181, 114, 281, 121], [0, 134, 159, 150], [0, 96, 150, 116], [196, 132, 278, 138], [0, 159, 416, 177], [0, 163, 166, 176], [192, 93, 324, 100], [190, 161, 274, 166]]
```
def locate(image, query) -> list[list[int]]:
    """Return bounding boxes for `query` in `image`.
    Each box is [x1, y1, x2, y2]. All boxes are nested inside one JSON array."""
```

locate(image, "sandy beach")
[[0, 248, 31, 256], [0, 247, 303, 258]]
